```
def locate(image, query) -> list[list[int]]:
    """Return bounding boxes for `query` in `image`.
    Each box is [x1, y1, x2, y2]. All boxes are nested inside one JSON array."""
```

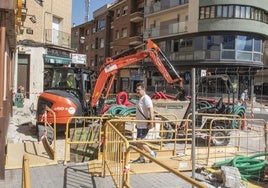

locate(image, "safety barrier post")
[[22, 154, 31, 188], [265, 122, 268, 161]]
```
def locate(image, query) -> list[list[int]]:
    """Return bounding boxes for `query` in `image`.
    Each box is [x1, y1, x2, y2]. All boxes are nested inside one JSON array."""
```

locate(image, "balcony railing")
[[144, 21, 187, 38], [44, 29, 71, 48], [129, 35, 143, 45], [144, 0, 189, 15], [130, 11, 144, 23]]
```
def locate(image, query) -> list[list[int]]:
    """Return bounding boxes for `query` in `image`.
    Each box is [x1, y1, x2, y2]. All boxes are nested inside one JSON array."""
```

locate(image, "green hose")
[[228, 105, 246, 129], [105, 105, 136, 116], [106, 105, 125, 114], [105, 99, 116, 104], [197, 101, 213, 109], [129, 99, 138, 104], [213, 152, 268, 181], [119, 106, 136, 116]]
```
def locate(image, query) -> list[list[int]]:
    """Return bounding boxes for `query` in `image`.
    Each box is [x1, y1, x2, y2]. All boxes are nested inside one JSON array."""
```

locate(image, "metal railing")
[[103, 119, 130, 187], [64, 116, 107, 165], [44, 29, 71, 48]]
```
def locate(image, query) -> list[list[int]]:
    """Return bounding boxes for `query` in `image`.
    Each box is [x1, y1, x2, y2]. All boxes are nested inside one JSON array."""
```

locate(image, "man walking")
[[132, 82, 156, 163]]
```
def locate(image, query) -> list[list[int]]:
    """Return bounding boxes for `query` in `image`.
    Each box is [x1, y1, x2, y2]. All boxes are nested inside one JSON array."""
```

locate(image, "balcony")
[[144, 0, 188, 15], [130, 11, 144, 23], [44, 29, 71, 48], [129, 35, 143, 45], [143, 21, 187, 39]]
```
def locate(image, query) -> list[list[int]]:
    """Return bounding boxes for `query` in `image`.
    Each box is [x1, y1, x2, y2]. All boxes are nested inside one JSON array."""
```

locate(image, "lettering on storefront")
[[47, 48, 70, 58]]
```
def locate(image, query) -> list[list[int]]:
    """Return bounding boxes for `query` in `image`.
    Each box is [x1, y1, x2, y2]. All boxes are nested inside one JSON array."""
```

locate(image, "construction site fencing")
[[22, 154, 31, 188], [106, 115, 267, 187], [62, 114, 267, 187]]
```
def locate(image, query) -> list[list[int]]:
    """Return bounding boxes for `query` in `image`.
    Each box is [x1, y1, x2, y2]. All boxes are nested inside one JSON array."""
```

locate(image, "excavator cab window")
[[51, 69, 77, 89]]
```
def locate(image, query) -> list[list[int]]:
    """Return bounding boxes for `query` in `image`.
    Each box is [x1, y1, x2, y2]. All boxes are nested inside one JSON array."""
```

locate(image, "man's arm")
[[147, 106, 155, 129], [148, 106, 154, 120]]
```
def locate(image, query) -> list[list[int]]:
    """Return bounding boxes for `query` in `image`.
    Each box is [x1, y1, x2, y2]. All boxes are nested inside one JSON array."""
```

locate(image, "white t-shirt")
[[136, 95, 153, 129]]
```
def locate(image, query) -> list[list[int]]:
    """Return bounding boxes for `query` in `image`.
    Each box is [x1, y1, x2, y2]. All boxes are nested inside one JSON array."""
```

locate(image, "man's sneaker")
[[132, 157, 145, 163], [149, 151, 157, 163]]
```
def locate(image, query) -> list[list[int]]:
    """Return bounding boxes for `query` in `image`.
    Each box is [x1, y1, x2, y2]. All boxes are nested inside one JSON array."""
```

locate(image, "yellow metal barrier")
[[63, 114, 267, 187], [103, 120, 130, 188], [205, 117, 267, 165], [22, 154, 31, 188], [64, 116, 108, 165], [40, 107, 57, 161]]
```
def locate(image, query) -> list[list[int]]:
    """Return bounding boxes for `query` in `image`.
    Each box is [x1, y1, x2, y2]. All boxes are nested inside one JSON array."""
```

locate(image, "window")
[[245, 7, 251, 19], [75, 31, 79, 36], [216, 6, 222, 17], [100, 38, 104, 48], [98, 19, 105, 30], [200, 5, 267, 23], [235, 6, 240, 18], [91, 44, 95, 49], [92, 27, 96, 33], [95, 38, 98, 49], [116, 30, 120, 39], [86, 29, 90, 35], [222, 36, 235, 49], [228, 6, 234, 17], [205, 7, 210, 18], [210, 6, 215, 18], [236, 36, 253, 51], [86, 45, 89, 51], [122, 28, 128, 37], [116, 9, 120, 17], [222, 6, 228, 17], [123, 6, 128, 15], [254, 39, 261, 52]]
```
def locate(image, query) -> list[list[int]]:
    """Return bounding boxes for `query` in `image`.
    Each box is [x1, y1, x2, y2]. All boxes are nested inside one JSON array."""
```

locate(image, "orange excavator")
[[91, 39, 184, 108], [36, 39, 185, 141]]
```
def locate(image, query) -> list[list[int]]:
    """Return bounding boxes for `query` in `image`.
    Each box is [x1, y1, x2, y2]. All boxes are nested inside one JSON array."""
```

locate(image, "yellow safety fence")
[[64, 114, 268, 188], [64, 116, 109, 164]]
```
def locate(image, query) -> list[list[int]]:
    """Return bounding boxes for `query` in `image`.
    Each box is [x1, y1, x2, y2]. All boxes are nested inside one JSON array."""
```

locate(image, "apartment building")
[[109, 0, 144, 92], [143, 0, 268, 95], [16, 0, 73, 105], [72, 0, 145, 93]]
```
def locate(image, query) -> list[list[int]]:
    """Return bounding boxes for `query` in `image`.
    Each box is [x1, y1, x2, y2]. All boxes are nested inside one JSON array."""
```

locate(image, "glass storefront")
[[166, 35, 263, 63]]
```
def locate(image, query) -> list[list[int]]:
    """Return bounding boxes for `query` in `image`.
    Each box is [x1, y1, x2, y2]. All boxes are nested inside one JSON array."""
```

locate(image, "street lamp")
[[80, 36, 85, 44]]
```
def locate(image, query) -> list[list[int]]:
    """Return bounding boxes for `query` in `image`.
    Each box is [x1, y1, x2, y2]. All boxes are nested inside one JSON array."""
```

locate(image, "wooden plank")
[[6, 142, 56, 169]]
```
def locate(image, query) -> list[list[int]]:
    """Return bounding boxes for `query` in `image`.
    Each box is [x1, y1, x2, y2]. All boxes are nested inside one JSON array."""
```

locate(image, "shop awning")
[[44, 55, 71, 65]]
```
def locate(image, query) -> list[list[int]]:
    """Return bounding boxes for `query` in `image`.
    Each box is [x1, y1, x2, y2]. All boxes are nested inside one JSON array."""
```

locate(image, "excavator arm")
[[91, 39, 184, 107]]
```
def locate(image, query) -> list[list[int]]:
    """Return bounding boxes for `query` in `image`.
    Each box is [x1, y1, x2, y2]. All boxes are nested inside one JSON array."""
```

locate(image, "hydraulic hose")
[[213, 152, 268, 181]]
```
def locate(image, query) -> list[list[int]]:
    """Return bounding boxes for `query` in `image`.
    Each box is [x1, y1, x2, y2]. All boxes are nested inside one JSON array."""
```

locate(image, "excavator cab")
[[36, 67, 94, 140]]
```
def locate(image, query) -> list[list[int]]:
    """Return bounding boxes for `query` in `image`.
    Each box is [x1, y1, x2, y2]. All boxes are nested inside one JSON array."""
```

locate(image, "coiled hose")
[[213, 152, 268, 181], [105, 105, 136, 116], [228, 105, 246, 129]]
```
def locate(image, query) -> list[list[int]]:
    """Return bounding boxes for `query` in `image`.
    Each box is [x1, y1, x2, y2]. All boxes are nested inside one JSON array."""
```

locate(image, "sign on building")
[[71, 53, 87, 65]]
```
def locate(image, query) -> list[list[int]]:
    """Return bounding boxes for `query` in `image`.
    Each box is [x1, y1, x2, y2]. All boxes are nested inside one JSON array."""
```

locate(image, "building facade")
[[72, 0, 268, 96], [15, 0, 73, 106], [0, 0, 19, 179], [143, 0, 268, 95], [72, 0, 145, 93]]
